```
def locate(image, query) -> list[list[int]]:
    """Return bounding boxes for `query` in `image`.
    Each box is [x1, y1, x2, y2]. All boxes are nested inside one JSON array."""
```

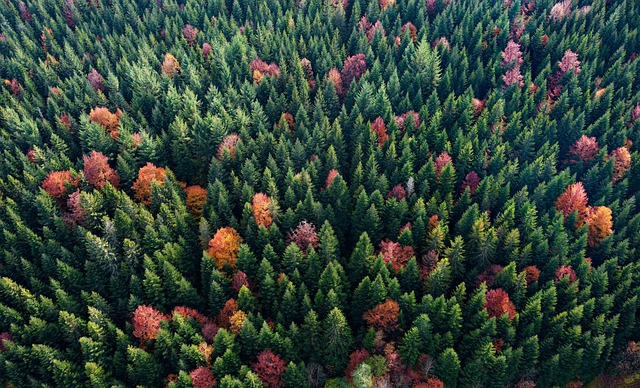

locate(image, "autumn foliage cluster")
[[207, 227, 242, 269]]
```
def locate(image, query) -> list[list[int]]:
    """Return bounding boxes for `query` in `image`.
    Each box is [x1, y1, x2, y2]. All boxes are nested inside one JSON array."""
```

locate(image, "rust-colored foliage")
[[60, 114, 71, 128], [89, 107, 123, 139], [417, 377, 445, 388], [26, 149, 38, 163], [0, 332, 12, 352], [522, 266, 541, 285], [326, 169, 340, 188], [43, 170, 80, 199], [555, 182, 589, 225], [182, 24, 198, 46], [185, 185, 207, 218], [132, 162, 166, 205], [379, 239, 414, 272], [345, 349, 370, 381], [370, 117, 388, 147], [476, 264, 504, 287], [62, 0, 75, 28], [400, 22, 417, 41], [387, 184, 406, 201], [341, 54, 367, 89], [217, 298, 237, 328], [218, 133, 240, 159], [202, 322, 219, 343], [610, 147, 631, 183], [395, 110, 421, 131], [378, 0, 395, 10], [569, 135, 599, 162], [83, 151, 119, 188], [132, 305, 169, 341], [87, 69, 104, 92], [252, 193, 273, 228], [554, 265, 577, 283], [484, 289, 517, 321], [328, 68, 345, 98], [229, 310, 247, 334], [460, 171, 480, 195], [428, 215, 440, 232], [232, 271, 249, 292], [207, 227, 242, 270], [253, 350, 287, 388], [202, 42, 212, 59], [434, 151, 452, 177], [198, 342, 214, 365], [586, 206, 613, 247], [363, 299, 400, 332], [190, 366, 217, 388], [131, 133, 142, 148], [162, 53, 180, 77], [172, 306, 211, 327], [5, 79, 22, 96], [493, 338, 506, 353], [279, 112, 295, 132], [287, 221, 319, 252]]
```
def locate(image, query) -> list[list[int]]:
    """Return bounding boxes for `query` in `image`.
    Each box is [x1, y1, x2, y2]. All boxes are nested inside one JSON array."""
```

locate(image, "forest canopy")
[[1, 0, 640, 386]]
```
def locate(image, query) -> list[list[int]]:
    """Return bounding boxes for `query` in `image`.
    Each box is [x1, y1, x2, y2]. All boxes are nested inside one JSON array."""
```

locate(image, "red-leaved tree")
[[252, 193, 273, 227], [0, 332, 13, 352], [569, 135, 599, 162], [190, 366, 217, 388], [182, 24, 199, 46], [42, 170, 80, 199], [555, 182, 589, 225], [252, 350, 287, 388], [460, 171, 480, 195], [484, 289, 517, 321], [434, 152, 452, 177], [363, 299, 400, 333], [132, 163, 166, 205], [522, 266, 541, 285], [218, 134, 240, 159], [328, 68, 345, 98], [232, 271, 250, 292], [83, 151, 119, 188], [370, 117, 389, 148], [341, 54, 367, 90], [554, 265, 577, 283], [395, 110, 420, 131], [87, 69, 104, 92], [379, 239, 414, 272], [207, 227, 242, 269], [132, 305, 169, 342], [62, 190, 86, 226], [476, 264, 504, 287], [387, 184, 407, 201], [326, 169, 340, 188], [287, 221, 319, 252], [345, 349, 371, 382], [202, 43, 212, 59]]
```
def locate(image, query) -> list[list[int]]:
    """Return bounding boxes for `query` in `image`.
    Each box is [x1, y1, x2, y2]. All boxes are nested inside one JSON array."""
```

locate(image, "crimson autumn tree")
[[554, 265, 577, 283], [131, 163, 166, 205], [252, 350, 287, 388], [287, 221, 319, 251], [370, 117, 388, 148], [252, 193, 273, 228], [132, 305, 169, 342], [484, 289, 517, 321], [569, 135, 599, 162], [434, 152, 452, 177], [341, 54, 367, 90], [189, 366, 216, 388], [42, 170, 80, 199], [83, 151, 119, 188], [207, 227, 242, 269], [379, 239, 414, 272]]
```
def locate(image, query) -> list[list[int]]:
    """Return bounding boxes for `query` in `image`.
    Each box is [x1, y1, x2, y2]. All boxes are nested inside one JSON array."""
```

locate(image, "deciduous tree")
[[132, 163, 166, 205], [208, 227, 243, 269], [83, 151, 119, 188]]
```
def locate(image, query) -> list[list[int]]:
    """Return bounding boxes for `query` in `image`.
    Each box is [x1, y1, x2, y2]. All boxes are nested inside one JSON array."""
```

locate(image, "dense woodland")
[[1, 0, 640, 386]]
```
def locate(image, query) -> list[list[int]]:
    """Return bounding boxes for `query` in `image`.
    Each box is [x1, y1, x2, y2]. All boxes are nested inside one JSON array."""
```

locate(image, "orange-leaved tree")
[[252, 193, 273, 227], [185, 185, 207, 218], [89, 107, 123, 139], [363, 299, 400, 333], [83, 151, 119, 188], [370, 117, 388, 148], [555, 182, 589, 225], [42, 170, 80, 199], [610, 147, 631, 183], [586, 205, 613, 246], [131, 163, 166, 205], [162, 53, 180, 77], [207, 227, 242, 269]]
